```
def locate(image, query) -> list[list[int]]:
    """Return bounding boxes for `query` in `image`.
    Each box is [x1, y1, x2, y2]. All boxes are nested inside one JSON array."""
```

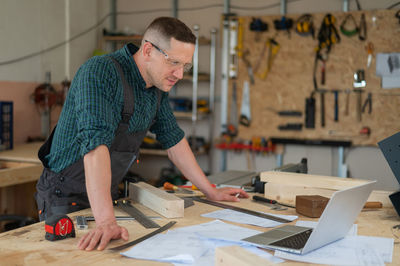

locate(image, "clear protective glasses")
[[145, 40, 193, 73]]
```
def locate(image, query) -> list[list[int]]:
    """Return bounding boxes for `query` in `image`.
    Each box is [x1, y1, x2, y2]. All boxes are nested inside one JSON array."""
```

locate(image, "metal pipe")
[[192, 25, 199, 151], [338, 146, 346, 177], [209, 29, 217, 114], [280, 0, 287, 15], [224, 0, 230, 14], [209, 28, 217, 173], [110, 0, 117, 51], [172, 0, 178, 18], [343, 0, 349, 12], [65, 0, 70, 80]]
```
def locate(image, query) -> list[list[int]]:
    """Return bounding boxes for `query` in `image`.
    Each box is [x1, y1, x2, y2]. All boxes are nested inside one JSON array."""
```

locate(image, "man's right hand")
[[77, 220, 129, 251]]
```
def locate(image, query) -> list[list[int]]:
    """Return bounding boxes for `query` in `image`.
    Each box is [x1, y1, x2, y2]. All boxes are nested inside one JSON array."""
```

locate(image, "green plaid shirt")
[[46, 43, 184, 173]]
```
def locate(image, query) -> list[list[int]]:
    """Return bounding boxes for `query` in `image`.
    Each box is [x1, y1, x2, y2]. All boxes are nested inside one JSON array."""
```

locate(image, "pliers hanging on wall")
[[362, 92, 372, 114]]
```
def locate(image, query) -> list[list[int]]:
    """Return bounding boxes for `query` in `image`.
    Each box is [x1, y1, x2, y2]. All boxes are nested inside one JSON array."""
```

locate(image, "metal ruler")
[[116, 201, 160, 229], [109, 221, 176, 252], [192, 197, 292, 223]]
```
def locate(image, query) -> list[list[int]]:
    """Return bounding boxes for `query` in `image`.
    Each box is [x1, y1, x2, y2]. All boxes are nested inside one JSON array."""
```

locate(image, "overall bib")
[[35, 57, 161, 221]]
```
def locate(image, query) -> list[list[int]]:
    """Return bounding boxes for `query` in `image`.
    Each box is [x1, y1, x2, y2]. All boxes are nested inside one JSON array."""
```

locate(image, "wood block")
[[296, 195, 329, 218], [215, 246, 275, 266], [129, 182, 184, 218]]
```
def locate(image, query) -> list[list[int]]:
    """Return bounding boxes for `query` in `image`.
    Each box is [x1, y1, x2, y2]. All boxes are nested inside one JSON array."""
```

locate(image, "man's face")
[[146, 38, 195, 92]]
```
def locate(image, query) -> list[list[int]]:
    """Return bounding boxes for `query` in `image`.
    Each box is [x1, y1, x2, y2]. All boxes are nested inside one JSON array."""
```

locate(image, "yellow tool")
[[256, 38, 280, 80], [365, 42, 374, 68], [237, 18, 244, 58]]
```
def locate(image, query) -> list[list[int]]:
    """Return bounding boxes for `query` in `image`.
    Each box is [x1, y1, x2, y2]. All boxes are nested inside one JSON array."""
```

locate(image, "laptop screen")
[[378, 132, 400, 187]]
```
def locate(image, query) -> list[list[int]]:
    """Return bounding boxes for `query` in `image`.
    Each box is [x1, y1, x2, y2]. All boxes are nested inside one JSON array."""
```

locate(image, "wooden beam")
[[215, 246, 275, 266], [260, 171, 368, 190], [0, 162, 43, 187], [264, 182, 393, 207], [129, 182, 184, 218]]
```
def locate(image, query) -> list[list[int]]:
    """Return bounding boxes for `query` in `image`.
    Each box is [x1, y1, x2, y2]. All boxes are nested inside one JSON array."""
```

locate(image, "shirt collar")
[[123, 43, 147, 90]]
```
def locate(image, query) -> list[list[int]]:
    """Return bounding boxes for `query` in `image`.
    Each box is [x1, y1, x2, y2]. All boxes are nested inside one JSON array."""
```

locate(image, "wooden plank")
[[0, 142, 42, 163], [215, 246, 275, 266], [129, 182, 184, 218], [260, 171, 368, 190], [0, 162, 43, 188], [264, 182, 393, 207]]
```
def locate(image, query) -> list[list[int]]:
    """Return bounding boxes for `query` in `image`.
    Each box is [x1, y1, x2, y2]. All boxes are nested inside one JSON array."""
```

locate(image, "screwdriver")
[[163, 182, 194, 194], [252, 195, 295, 208]]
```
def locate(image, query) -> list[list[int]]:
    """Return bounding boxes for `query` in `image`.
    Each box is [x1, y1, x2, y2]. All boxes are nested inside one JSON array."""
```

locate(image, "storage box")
[[296, 195, 329, 218], [0, 102, 13, 150]]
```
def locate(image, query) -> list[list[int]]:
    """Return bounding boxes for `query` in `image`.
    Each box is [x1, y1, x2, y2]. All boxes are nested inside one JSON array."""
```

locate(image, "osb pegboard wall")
[[233, 9, 400, 146]]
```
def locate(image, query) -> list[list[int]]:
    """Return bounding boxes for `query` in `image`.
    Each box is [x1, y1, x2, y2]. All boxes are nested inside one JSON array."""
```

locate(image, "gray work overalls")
[[35, 57, 161, 221]]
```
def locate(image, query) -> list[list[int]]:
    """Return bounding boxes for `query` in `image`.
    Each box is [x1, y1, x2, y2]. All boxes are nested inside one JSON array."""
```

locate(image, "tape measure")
[[45, 214, 75, 241]]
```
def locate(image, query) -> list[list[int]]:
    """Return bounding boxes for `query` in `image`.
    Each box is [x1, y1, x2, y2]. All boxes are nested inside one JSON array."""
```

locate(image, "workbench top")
[[0, 195, 399, 265], [0, 142, 42, 163]]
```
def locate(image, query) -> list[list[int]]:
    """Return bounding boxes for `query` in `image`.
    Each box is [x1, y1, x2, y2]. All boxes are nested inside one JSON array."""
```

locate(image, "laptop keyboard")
[[269, 229, 313, 250]]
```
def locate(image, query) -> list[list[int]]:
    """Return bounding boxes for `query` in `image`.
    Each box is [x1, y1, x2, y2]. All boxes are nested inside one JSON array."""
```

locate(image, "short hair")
[[143, 17, 196, 48]]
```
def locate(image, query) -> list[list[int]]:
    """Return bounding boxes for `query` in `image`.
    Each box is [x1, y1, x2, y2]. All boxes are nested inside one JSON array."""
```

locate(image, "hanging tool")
[[163, 182, 194, 194], [355, 0, 367, 41], [358, 13, 367, 41], [345, 89, 350, 116], [278, 123, 303, 131], [249, 17, 268, 42], [319, 90, 326, 127], [237, 18, 244, 58], [242, 50, 255, 84], [240, 81, 251, 127], [109, 221, 177, 251], [265, 107, 302, 117], [229, 18, 239, 79], [333, 90, 339, 122], [295, 14, 315, 38], [313, 14, 340, 89], [273, 16, 294, 37], [226, 81, 238, 137], [305, 93, 316, 129], [45, 214, 75, 241], [365, 42, 374, 68], [354, 89, 363, 122], [192, 197, 292, 223], [353, 71, 366, 121], [353, 69, 366, 88], [362, 92, 372, 114], [116, 200, 160, 229], [256, 38, 280, 80], [340, 14, 359, 37]]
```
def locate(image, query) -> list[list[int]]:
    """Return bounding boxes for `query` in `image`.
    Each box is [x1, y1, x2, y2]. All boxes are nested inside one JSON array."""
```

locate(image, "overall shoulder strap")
[[108, 56, 134, 123]]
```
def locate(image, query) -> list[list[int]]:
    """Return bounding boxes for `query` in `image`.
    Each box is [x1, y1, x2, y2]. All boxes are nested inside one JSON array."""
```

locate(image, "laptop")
[[242, 181, 376, 254]]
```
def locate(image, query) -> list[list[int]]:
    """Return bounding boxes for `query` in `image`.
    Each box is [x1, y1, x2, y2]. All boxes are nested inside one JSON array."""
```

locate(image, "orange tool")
[[163, 182, 194, 194], [365, 42, 374, 68]]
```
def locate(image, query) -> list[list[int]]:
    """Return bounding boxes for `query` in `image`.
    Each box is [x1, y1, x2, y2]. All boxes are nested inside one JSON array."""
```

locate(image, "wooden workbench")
[[0, 194, 398, 265], [0, 142, 43, 227]]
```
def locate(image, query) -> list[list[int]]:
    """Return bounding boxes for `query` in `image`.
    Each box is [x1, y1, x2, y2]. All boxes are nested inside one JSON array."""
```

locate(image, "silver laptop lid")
[[302, 181, 376, 254]]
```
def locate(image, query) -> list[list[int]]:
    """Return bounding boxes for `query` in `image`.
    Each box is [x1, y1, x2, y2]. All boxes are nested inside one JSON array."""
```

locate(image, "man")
[[35, 17, 248, 251]]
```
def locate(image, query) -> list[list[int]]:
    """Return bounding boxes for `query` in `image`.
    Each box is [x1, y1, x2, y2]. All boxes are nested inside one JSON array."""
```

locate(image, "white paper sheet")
[[201, 208, 298, 227], [275, 235, 394, 266], [121, 220, 284, 265]]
